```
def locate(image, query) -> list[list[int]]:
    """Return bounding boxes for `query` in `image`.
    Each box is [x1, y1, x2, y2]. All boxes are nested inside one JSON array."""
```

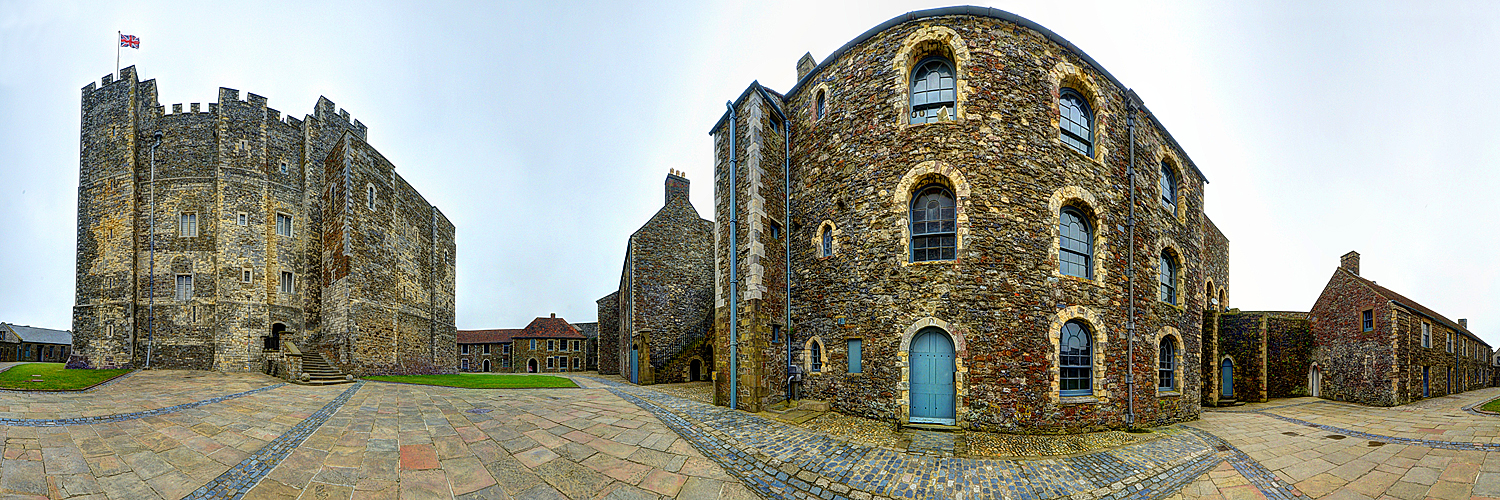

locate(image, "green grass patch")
[[363, 373, 577, 389], [1482, 397, 1500, 413], [0, 363, 132, 391]]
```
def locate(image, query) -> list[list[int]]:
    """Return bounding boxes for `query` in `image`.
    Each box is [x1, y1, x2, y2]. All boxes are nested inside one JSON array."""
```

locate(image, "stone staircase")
[[300, 352, 354, 385]]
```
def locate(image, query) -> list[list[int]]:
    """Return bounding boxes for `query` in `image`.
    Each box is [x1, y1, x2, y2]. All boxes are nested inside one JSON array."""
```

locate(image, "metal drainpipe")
[[784, 106, 792, 404], [1125, 99, 1138, 428], [147, 130, 162, 369], [726, 101, 739, 410]]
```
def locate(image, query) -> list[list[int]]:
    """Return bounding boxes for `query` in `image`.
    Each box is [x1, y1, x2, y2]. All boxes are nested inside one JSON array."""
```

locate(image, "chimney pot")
[[550, 313, 555, 319], [1459, 318, 1468, 328], [1340, 251, 1360, 275]]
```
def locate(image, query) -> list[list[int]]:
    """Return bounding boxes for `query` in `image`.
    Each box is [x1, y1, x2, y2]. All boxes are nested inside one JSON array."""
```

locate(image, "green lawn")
[[1482, 397, 1500, 413], [0, 363, 132, 391], [363, 373, 577, 388]]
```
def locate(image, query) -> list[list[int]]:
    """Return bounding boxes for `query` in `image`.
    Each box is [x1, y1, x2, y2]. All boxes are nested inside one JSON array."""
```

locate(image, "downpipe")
[[726, 101, 739, 410], [1125, 99, 1138, 428]]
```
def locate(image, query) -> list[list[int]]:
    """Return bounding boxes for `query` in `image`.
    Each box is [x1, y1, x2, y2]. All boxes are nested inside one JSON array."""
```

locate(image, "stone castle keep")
[[70, 66, 456, 375]]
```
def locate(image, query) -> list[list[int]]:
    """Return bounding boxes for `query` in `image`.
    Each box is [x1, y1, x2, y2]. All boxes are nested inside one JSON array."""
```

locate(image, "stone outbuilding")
[[708, 6, 1228, 433], [573, 322, 599, 371], [512, 314, 589, 373], [597, 171, 715, 385], [1308, 251, 1492, 405], [0, 324, 73, 363], [456, 329, 519, 372], [69, 67, 457, 375]]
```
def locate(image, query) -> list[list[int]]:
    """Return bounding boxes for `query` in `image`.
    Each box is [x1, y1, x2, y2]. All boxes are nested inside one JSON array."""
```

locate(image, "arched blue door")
[[630, 344, 639, 384], [909, 328, 956, 424], [1220, 359, 1234, 398]]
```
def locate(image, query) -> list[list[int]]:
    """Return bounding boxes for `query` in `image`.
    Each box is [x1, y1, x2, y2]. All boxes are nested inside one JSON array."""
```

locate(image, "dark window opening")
[[910, 57, 956, 124], [1059, 88, 1093, 156], [1060, 321, 1092, 396], [1059, 207, 1092, 278], [910, 184, 956, 262]]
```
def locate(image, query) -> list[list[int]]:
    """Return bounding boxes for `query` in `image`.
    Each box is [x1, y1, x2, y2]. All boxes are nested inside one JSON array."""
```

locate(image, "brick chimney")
[[550, 313, 556, 319], [1459, 318, 1468, 329], [665, 169, 689, 205], [797, 52, 817, 81], [1340, 251, 1360, 275]]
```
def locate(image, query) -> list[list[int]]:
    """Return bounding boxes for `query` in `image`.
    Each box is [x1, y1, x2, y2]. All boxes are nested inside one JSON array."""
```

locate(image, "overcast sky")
[[2, 1, 1497, 347]]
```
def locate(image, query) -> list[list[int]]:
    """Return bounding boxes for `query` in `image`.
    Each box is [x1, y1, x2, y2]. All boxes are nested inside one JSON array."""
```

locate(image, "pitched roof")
[[574, 322, 599, 339], [456, 329, 521, 344], [1342, 268, 1489, 348], [2, 323, 72, 345], [517, 316, 585, 339]]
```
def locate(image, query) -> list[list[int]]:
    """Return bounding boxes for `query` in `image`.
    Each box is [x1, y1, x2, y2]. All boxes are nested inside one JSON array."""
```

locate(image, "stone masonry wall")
[[623, 174, 715, 385], [1264, 314, 1312, 398], [1309, 269, 1398, 406], [1216, 313, 1266, 403], [710, 12, 1220, 431], [71, 67, 452, 375], [597, 292, 620, 374]]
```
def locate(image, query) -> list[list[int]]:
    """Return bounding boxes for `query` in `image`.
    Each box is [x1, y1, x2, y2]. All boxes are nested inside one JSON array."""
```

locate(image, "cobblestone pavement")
[[3, 370, 1496, 500], [0, 370, 279, 419]]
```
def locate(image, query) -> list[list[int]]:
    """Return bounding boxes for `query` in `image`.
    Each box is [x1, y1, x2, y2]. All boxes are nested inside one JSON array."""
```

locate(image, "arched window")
[[1059, 89, 1092, 156], [910, 184, 956, 262], [820, 224, 833, 257], [811, 341, 823, 373], [1160, 162, 1177, 213], [367, 184, 377, 210], [910, 58, 956, 124], [1160, 251, 1178, 304], [1060, 320, 1092, 396], [1159, 337, 1176, 390], [1059, 207, 1091, 278], [816, 90, 826, 121]]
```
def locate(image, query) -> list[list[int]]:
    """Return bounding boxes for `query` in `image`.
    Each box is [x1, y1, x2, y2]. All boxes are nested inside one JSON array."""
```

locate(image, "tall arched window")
[[1059, 89, 1092, 156], [1159, 337, 1176, 390], [1060, 320, 1092, 396], [820, 224, 833, 257], [910, 184, 956, 262], [816, 90, 827, 121], [1160, 251, 1178, 304], [910, 58, 956, 124], [1059, 207, 1092, 278], [811, 341, 823, 373], [1160, 162, 1177, 213]]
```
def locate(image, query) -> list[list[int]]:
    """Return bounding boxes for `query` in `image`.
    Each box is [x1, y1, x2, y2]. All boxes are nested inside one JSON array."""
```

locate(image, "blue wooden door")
[[909, 328, 956, 424], [630, 345, 639, 384], [1220, 359, 1234, 398]]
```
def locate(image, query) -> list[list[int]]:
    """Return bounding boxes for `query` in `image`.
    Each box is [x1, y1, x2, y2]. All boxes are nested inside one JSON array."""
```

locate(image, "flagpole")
[[116, 31, 120, 79]]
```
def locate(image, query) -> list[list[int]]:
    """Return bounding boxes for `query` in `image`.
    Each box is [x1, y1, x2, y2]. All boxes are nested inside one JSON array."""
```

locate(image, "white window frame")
[[175, 274, 193, 301], [461, 344, 469, 355], [367, 184, 377, 211], [237, 212, 248, 226], [280, 161, 288, 174], [275, 213, 294, 237], [279, 271, 294, 295], [179, 212, 198, 238], [241, 268, 252, 283], [461, 358, 469, 370], [1422, 322, 1431, 348]]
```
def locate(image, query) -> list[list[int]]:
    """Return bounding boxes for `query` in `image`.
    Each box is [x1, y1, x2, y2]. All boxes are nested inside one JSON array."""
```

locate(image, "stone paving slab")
[[0, 370, 280, 420]]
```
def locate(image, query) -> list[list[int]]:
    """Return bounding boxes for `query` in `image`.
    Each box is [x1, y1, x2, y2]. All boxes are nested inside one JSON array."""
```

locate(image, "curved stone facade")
[[711, 7, 1229, 433], [71, 66, 456, 375]]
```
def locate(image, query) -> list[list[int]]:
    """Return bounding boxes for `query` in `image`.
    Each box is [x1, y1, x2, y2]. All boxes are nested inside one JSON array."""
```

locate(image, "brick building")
[[1308, 252, 1492, 405], [456, 329, 518, 372], [598, 171, 715, 385], [69, 67, 457, 375], [574, 322, 599, 371], [708, 7, 1229, 432], [0, 324, 73, 363]]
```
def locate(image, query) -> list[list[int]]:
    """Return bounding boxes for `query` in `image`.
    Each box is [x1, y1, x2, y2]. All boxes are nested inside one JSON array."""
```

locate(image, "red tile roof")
[[518, 316, 586, 339], [1343, 268, 1489, 347], [457, 329, 522, 344]]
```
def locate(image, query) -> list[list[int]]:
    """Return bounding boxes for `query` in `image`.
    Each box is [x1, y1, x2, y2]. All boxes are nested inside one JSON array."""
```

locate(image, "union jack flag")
[[119, 34, 139, 49]]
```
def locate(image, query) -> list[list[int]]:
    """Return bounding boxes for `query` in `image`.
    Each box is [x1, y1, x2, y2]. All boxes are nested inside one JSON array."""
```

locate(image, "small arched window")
[[1059, 89, 1092, 156], [811, 341, 823, 373], [1060, 320, 1092, 396], [1160, 162, 1177, 213], [910, 184, 956, 262], [1059, 207, 1091, 278], [910, 57, 956, 124], [1159, 337, 1177, 390], [367, 184, 376, 210], [816, 90, 826, 121], [1160, 250, 1178, 304], [820, 224, 833, 257]]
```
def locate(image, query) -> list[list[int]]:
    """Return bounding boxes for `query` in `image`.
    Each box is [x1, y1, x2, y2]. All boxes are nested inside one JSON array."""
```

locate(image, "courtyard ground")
[[0, 369, 1493, 499]]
